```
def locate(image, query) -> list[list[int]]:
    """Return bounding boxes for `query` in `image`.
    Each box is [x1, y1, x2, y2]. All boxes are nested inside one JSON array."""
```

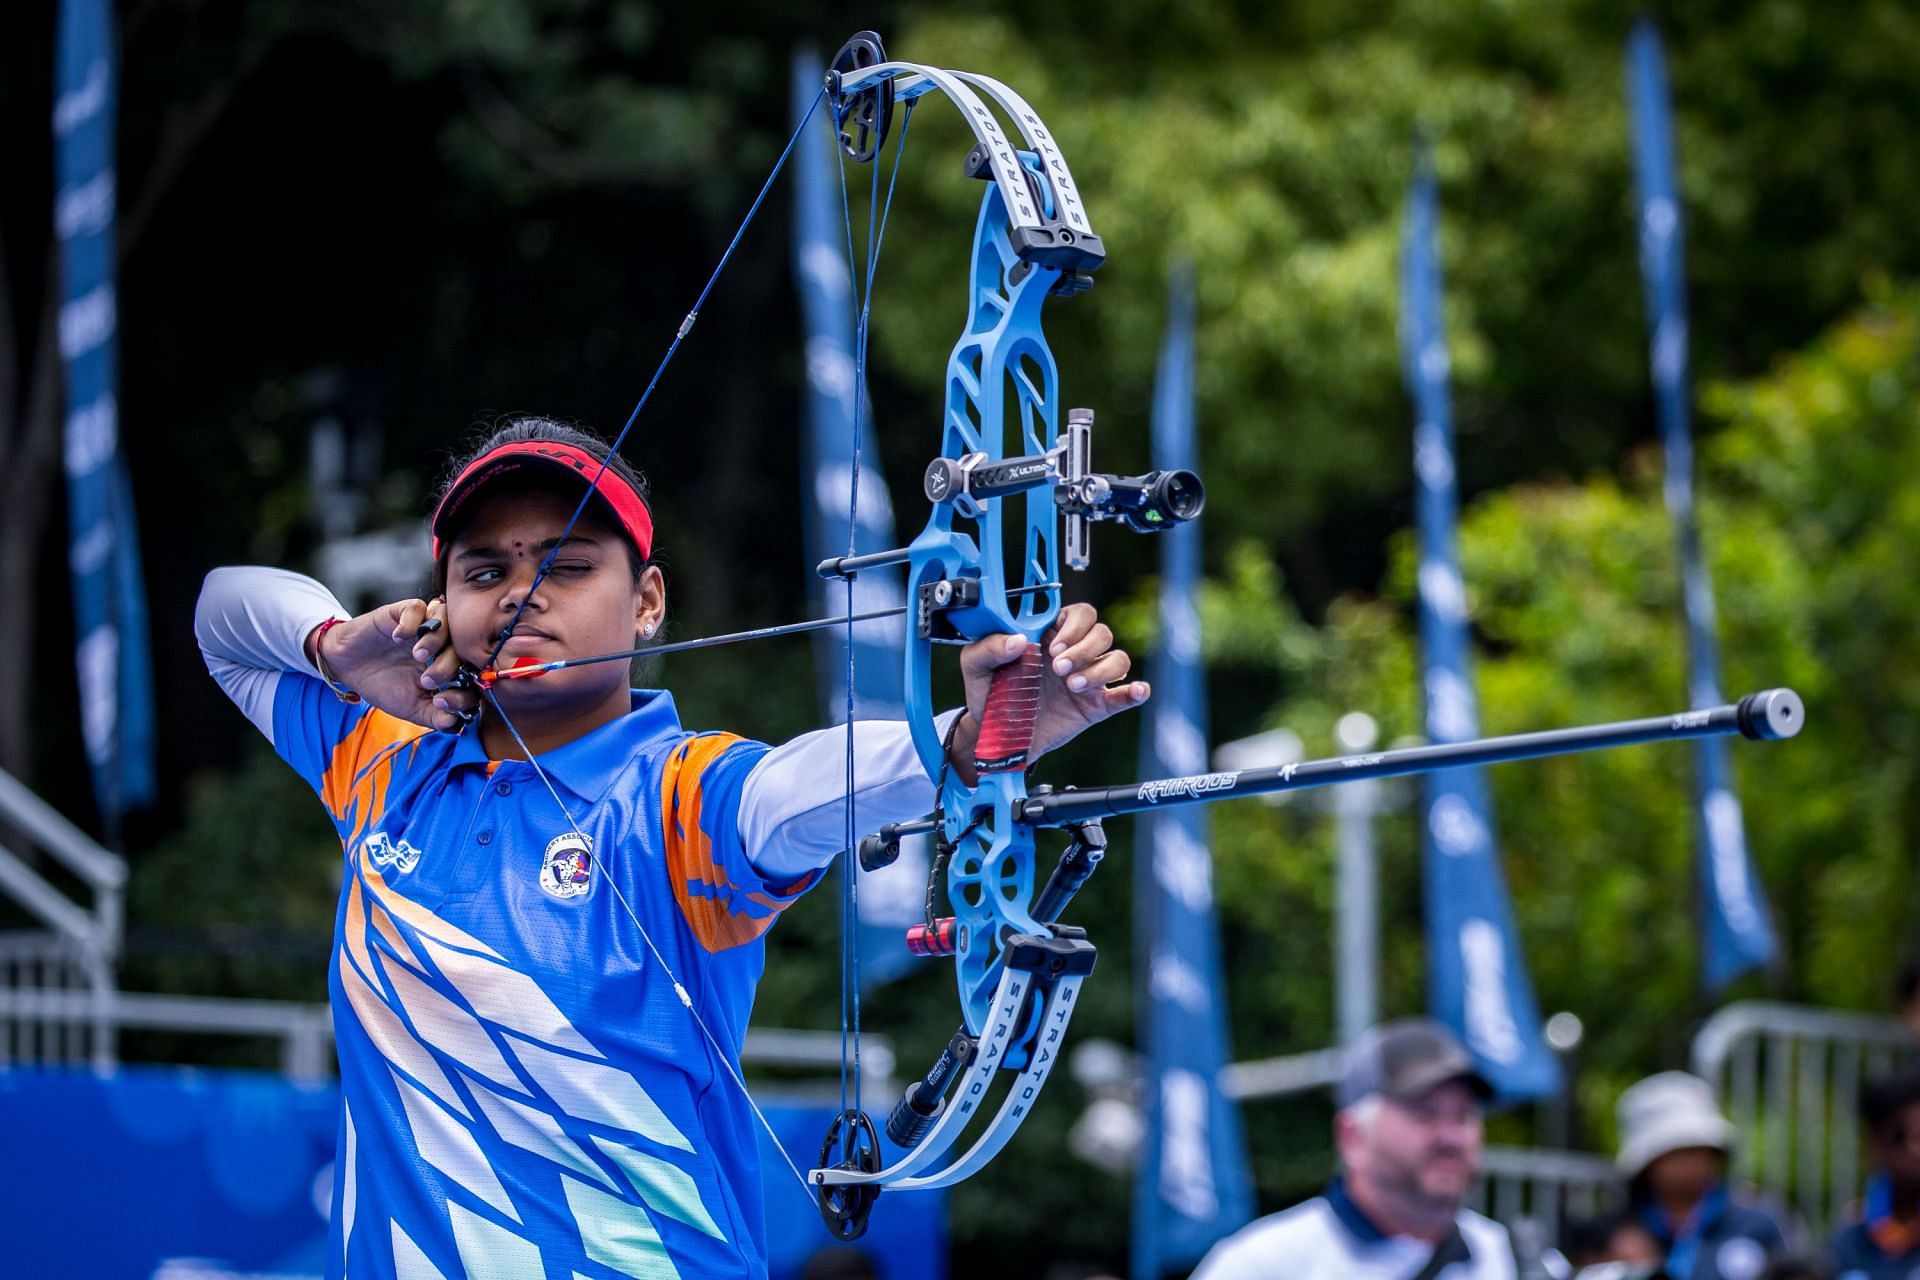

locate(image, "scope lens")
[[1149, 470, 1206, 522]]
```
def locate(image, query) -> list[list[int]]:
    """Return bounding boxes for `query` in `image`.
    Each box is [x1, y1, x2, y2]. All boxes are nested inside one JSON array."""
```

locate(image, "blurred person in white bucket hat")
[[1615, 1072, 1794, 1280]]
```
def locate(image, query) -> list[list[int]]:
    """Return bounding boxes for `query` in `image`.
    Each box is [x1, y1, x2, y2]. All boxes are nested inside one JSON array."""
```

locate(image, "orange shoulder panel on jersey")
[[661, 733, 806, 953], [319, 709, 432, 849]]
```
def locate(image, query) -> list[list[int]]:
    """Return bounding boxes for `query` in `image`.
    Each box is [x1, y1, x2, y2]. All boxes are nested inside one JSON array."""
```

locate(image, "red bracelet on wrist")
[[311, 617, 362, 704]]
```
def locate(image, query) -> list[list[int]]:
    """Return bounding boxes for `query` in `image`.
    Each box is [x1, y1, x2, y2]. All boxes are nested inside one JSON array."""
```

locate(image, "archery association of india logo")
[[539, 832, 594, 900]]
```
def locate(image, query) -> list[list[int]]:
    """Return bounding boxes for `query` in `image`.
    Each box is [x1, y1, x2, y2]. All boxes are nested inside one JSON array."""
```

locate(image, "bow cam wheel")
[[816, 1108, 882, 1240], [829, 31, 895, 163]]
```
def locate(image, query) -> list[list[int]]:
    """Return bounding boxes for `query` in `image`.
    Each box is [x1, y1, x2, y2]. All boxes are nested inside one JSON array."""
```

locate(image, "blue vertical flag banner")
[[1401, 148, 1559, 1101], [1626, 21, 1777, 990], [1131, 266, 1254, 1279], [790, 51, 923, 987], [55, 0, 156, 834]]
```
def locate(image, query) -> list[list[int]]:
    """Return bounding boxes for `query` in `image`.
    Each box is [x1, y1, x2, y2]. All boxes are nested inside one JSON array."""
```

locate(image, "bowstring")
[[480, 85, 830, 678], [477, 686, 818, 1204], [832, 93, 917, 1143], [450, 85, 836, 1211]]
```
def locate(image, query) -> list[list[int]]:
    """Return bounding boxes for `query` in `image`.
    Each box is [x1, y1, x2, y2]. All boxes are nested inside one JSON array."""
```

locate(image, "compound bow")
[[461, 30, 1806, 1244]]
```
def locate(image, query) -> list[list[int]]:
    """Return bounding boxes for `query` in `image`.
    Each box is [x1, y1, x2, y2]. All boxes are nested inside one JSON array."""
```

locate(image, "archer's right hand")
[[305, 598, 480, 733]]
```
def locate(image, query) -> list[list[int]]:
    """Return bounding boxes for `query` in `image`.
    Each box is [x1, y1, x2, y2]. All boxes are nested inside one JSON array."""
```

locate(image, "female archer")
[[195, 415, 1147, 1279]]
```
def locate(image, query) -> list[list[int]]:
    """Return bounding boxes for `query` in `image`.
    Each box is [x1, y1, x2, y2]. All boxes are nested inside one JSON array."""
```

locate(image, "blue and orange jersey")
[[1830, 1175, 1920, 1278], [273, 671, 815, 1280]]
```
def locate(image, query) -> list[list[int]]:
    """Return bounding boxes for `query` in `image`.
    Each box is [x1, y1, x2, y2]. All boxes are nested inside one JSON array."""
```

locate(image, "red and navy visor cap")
[[430, 441, 653, 563]]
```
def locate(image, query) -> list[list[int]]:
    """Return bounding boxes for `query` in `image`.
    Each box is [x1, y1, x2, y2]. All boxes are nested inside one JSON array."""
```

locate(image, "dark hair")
[[1562, 1211, 1649, 1267], [1860, 1069, 1920, 1133], [433, 415, 653, 592]]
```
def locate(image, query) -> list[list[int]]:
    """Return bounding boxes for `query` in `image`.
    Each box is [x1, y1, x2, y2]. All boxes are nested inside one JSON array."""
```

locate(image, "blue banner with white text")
[[1627, 21, 1777, 990], [55, 0, 156, 833], [1402, 149, 1558, 1102], [1131, 267, 1254, 1278], [790, 51, 923, 988]]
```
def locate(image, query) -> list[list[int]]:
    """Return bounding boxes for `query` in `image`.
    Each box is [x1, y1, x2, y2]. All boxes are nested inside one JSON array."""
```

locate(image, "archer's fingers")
[[409, 599, 451, 666], [1059, 646, 1131, 694], [959, 632, 1033, 679], [1048, 621, 1116, 682], [429, 685, 480, 730], [415, 595, 448, 639], [418, 643, 464, 691], [389, 598, 431, 644], [1045, 603, 1099, 657], [431, 685, 480, 717], [1092, 680, 1151, 718]]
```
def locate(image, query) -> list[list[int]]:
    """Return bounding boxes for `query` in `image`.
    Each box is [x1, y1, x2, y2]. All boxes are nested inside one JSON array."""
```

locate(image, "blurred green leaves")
[[1205, 284, 1920, 1166]]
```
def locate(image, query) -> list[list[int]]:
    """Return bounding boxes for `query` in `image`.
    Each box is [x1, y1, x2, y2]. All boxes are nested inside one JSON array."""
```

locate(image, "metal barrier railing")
[[1693, 999, 1916, 1236], [0, 984, 336, 1080], [1472, 1145, 1621, 1245], [0, 767, 125, 1070], [0, 931, 108, 1068], [0, 768, 888, 1093], [0, 983, 891, 1097], [1219, 1046, 1342, 1100]]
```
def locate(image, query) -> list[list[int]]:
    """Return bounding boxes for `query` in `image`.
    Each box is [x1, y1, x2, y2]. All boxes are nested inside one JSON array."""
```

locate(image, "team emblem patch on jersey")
[[364, 831, 421, 874], [539, 832, 594, 900]]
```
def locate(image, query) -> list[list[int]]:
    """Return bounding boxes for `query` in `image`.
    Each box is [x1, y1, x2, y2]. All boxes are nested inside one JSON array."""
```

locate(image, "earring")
[[642, 625, 655, 638]]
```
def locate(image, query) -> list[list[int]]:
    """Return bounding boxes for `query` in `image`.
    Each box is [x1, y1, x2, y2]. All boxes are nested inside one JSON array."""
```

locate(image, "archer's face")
[[442, 487, 663, 705]]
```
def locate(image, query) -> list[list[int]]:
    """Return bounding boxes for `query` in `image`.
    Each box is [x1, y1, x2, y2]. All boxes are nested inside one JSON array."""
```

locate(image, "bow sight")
[[922, 408, 1207, 568]]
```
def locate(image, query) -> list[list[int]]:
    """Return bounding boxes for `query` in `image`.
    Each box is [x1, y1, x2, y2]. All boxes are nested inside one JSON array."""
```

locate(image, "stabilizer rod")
[[1018, 688, 1804, 828]]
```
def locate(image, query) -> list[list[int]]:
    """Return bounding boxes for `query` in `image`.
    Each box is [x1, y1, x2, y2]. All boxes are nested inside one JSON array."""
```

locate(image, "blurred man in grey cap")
[[1193, 1018, 1515, 1279], [1615, 1072, 1792, 1280]]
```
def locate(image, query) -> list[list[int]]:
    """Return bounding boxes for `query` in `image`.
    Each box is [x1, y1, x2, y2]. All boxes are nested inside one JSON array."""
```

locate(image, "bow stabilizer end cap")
[[858, 828, 902, 872], [1736, 687, 1803, 741]]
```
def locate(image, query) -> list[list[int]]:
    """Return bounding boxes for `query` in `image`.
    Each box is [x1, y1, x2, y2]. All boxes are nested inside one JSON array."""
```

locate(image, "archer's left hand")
[[957, 603, 1149, 768]]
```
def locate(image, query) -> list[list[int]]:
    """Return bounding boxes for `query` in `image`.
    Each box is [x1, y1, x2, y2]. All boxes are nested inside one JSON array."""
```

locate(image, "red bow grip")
[[972, 643, 1044, 774]]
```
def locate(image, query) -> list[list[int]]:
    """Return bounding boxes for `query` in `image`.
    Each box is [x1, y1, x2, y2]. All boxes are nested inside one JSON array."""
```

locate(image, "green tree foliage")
[[1200, 283, 1920, 1173], [861, 1, 1920, 608]]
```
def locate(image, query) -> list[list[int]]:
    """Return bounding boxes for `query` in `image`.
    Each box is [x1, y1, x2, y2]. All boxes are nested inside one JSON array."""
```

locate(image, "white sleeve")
[[742, 709, 962, 880], [194, 566, 348, 742], [1189, 1207, 1325, 1280], [1459, 1212, 1518, 1280], [1189, 1229, 1268, 1280]]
